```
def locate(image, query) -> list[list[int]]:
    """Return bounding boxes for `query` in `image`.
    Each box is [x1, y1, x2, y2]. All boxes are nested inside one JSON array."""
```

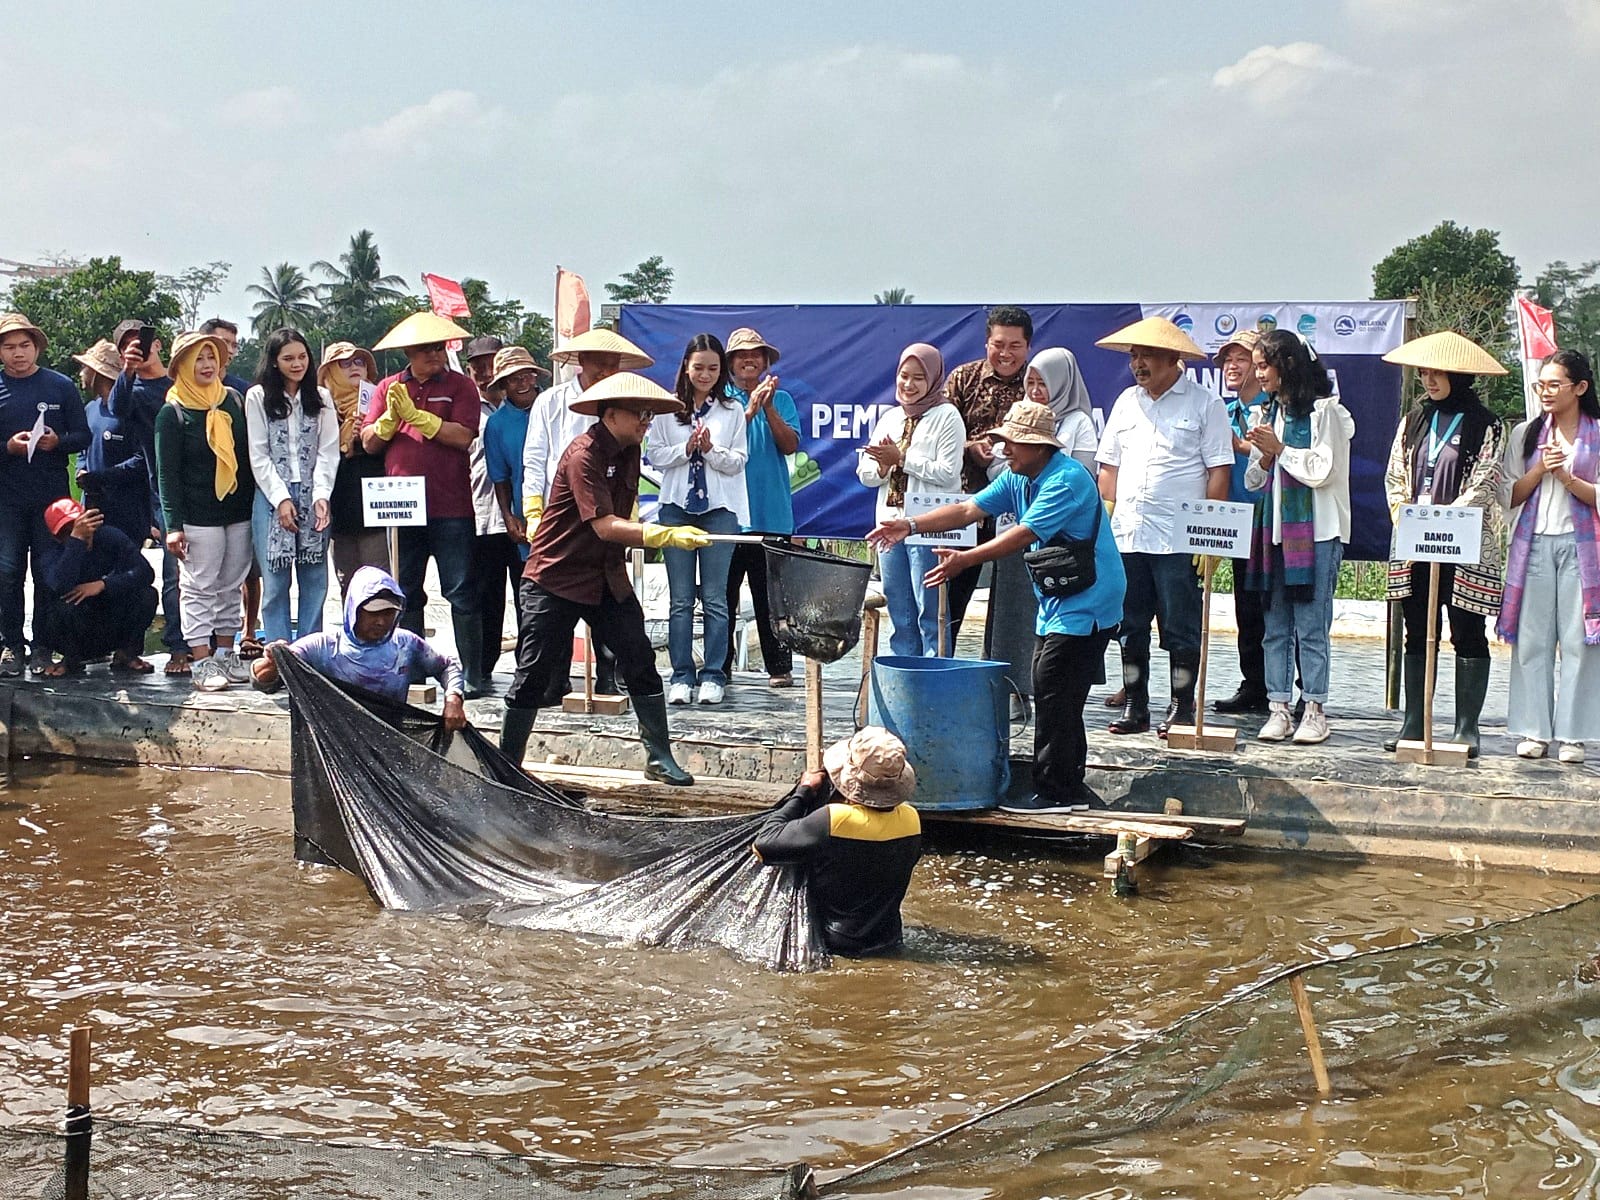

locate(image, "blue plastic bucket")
[[865, 656, 1012, 811]]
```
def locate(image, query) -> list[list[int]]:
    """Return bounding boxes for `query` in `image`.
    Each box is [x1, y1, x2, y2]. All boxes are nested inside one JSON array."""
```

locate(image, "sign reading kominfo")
[[362, 476, 429, 527]]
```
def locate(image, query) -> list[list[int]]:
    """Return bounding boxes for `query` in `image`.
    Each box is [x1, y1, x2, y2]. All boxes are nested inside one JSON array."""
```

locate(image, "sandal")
[[112, 653, 155, 675], [36, 659, 79, 679], [237, 637, 265, 661], [164, 652, 193, 677], [28, 650, 55, 677]]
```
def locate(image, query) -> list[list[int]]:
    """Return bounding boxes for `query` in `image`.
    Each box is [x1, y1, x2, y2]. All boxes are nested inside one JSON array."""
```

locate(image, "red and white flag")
[[422, 273, 472, 319], [1515, 296, 1559, 420], [555, 267, 591, 344]]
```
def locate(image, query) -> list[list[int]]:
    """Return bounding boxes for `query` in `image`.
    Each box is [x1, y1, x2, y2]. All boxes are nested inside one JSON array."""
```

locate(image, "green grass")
[[1210, 559, 1388, 601]]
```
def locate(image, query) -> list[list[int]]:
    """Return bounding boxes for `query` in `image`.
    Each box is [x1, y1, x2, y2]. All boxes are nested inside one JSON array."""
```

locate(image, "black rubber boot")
[[500, 706, 538, 765], [1108, 659, 1151, 735], [1159, 657, 1199, 738], [1383, 654, 1427, 752], [635, 692, 694, 786], [1451, 657, 1490, 760]]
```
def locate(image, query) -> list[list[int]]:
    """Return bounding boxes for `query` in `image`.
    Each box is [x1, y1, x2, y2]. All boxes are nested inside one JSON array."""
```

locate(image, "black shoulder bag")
[[1022, 498, 1102, 599]]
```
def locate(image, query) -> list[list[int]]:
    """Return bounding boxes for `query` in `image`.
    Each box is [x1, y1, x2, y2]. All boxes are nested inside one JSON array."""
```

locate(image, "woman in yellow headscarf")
[[154, 331, 257, 692]]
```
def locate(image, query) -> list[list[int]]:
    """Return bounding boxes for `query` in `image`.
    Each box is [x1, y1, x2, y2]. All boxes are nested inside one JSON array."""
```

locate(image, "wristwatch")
[[907, 516, 919, 535]]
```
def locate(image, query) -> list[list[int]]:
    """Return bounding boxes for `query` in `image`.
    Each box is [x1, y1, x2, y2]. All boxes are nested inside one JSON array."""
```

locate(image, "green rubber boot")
[[500, 706, 538, 766], [1451, 657, 1491, 760], [635, 692, 694, 786], [1383, 655, 1427, 753]]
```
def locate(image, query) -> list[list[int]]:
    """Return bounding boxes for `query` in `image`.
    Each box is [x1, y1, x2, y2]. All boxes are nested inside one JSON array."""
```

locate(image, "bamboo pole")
[[1422, 561, 1440, 753], [1288, 975, 1333, 1097], [1194, 556, 1213, 737], [805, 658, 824, 772], [65, 1026, 92, 1200], [937, 583, 949, 658]]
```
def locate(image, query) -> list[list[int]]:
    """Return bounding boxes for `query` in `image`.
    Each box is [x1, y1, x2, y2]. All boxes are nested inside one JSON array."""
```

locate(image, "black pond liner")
[[764, 540, 871, 664]]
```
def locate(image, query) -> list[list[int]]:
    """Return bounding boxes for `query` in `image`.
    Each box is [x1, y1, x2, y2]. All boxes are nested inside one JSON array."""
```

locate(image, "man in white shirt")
[[520, 328, 654, 696], [1094, 317, 1233, 738]]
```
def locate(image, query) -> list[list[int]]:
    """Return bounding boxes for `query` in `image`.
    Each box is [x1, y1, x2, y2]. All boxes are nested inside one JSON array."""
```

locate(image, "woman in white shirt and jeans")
[[245, 328, 340, 645], [858, 343, 965, 656], [648, 333, 749, 706]]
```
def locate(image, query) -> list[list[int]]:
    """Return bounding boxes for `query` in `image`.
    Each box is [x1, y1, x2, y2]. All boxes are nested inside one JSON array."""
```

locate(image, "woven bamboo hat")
[[1382, 331, 1508, 376], [166, 331, 228, 380], [373, 311, 472, 352], [317, 341, 379, 388], [823, 727, 916, 809], [1094, 315, 1208, 360], [569, 371, 684, 417], [488, 346, 548, 388], [0, 312, 48, 353], [550, 328, 654, 369], [73, 339, 122, 382]]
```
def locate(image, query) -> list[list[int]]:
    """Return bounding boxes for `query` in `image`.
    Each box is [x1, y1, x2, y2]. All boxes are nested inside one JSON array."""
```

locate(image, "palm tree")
[[874, 287, 914, 305], [314, 230, 410, 320], [246, 263, 321, 335]]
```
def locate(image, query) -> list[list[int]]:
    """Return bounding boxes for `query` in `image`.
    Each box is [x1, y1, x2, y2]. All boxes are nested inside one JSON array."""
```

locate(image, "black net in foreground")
[[278, 648, 829, 972]]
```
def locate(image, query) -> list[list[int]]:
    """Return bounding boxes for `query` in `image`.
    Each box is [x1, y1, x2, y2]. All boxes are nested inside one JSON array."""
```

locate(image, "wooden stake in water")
[[1289, 974, 1333, 1097], [65, 1026, 92, 1200]]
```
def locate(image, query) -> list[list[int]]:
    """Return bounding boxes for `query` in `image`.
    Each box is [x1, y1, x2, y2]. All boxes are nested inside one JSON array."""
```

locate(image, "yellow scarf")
[[171, 347, 239, 501], [325, 365, 363, 454]]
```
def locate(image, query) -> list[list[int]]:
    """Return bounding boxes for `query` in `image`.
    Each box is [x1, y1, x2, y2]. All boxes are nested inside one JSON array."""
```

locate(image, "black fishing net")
[[764, 540, 870, 664], [278, 648, 828, 971]]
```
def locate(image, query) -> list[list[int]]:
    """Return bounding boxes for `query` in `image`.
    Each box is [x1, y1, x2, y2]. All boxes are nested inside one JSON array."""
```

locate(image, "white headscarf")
[[1026, 348, 1092, 426]]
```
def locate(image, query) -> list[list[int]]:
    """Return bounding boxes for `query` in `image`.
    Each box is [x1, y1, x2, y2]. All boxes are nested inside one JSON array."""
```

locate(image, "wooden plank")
[[407, 684, 437, 704], [955, 811, 1192, 840], [1395, 739, 1471, 767], [1103, 833, 1156, 877], [561, 694, 630, 715], [1165, 725, 1239, 753]]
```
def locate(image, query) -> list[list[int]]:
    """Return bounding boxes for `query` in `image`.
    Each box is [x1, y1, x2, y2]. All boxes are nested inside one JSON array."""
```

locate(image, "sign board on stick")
[[1394, 505, 1483, 565], [906, 492, 977, 547], [363, 476, 428, 527], [1176, 500, 1255, 558]]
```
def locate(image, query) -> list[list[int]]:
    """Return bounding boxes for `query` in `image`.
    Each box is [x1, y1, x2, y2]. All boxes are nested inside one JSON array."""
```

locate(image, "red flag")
[[555, 268, 591, 342], [422, 273, 472, 319], [1516, 296, 1558, 360]]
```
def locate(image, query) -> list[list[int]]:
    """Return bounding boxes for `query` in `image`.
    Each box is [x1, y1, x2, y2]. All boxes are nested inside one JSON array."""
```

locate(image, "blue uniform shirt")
[[483, 401, 532, 559], [726, 382, 798, 534], [1225, 397, 1258, 506], [81, 396, 152, 545], [0, 367, 91, 508], [974, 451, 1125, 637]]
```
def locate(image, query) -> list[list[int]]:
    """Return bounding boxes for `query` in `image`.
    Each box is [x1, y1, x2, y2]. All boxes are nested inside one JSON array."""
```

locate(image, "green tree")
[[246, 263, 322, 337], [157, 260, 232, 329], [3, 256, 181, 372], [457, 278, 553, 373], [314, 230, 410, 324], [1532, 259, 1600, 365], [874, 287, 915, 305], [605, 255, 674, 304]]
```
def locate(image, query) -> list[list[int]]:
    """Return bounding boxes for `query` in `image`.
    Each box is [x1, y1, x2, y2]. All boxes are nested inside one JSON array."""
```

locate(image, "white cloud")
[[1212, 42, 1368, 105], [219, 87, 306, 129], [337, 91, 507, 162]]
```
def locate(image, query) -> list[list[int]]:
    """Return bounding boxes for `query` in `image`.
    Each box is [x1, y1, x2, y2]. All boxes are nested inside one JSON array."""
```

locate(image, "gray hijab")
[[1027, 348, 1092, 424]]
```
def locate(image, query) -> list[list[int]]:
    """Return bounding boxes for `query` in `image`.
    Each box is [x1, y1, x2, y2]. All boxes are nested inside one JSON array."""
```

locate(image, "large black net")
[[279, 648, 827, 971]]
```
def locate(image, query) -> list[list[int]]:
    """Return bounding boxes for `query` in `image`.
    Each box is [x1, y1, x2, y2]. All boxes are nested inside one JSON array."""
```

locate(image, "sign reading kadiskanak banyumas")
[[1176, 499, 1255, 558], [1394, 505, 1483, 564], [362, 476, 428, 527]]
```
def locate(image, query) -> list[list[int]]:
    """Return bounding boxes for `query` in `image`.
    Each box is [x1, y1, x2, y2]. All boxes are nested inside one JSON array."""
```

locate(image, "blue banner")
[[619, 303, 1403, 560]]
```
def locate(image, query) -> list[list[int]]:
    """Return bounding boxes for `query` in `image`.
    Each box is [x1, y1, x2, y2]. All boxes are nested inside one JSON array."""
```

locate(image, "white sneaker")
[[1517, 738, 1549, 759], [1258, 702, 1293, 742], [192, 657, 229, 692], [668, 682, 693, 706], [1292, 703, 1330, 745], [1559, 742, 1585, 764], [697, 680, 725, 705], [217, 649, 251, 684]]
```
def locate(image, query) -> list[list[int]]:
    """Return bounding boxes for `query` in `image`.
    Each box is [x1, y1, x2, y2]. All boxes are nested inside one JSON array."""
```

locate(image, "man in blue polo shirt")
[[483, 346, 540, 562], [869, 399, 1125, 813]]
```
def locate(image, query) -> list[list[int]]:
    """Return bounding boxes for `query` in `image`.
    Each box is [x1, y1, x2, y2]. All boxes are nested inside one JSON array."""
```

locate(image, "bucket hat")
[[550, 328, 654, 369], [43, 498, 85, 537], [1094, 316, 1208, 360], [73, 339, 122, 382], [726, 327, 781, 365], [569, 371, 685, 417], [317, 341, 380, 389], [373, 311, 472, 352], [1381, 331, 1508, 376], [823, 727, 916, 810], [488, 346, 547, 388], [1215, 328, 1262, 360], [0, 312, 48, 354], [166, 331, 228, 380], [984, 399, 1066, 449]]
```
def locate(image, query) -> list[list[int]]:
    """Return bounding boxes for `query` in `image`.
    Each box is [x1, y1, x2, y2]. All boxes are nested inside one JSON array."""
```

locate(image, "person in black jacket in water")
[[752, 727, 922, 957]]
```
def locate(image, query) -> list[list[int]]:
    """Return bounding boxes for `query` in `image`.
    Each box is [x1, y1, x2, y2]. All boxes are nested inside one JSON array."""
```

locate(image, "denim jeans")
[[878, 539, 945, 657], [251, 491, 330, 644], [1118, 552, 1203, 664], [659, 502, 738, 687], [152, 509, 186, 654], [396, 517, 481, 686], [1263, 538, 1342, 704], [0, 499, 53, 652]]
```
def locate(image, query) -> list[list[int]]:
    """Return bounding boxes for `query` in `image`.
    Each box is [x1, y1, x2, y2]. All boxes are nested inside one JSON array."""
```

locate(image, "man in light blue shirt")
[[722, 327, 801, 686], [869, 400, 1125, 812]]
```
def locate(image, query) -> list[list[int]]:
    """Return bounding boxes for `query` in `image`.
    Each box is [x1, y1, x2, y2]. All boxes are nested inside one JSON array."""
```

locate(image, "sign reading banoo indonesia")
[[362, 476, 429, 527], [905, 492, 978, 548], [1394, 504, 1483, 565], [1176, 499, 1255, 558]]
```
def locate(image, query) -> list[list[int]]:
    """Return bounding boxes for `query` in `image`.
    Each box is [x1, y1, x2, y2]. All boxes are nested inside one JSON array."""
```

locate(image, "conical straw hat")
[[569, 371, 684, 417], [550, 327, 654, 369], [1094, 315, 1208, 360], [1381, 331, 1508, 376], [372, 311, 472, 351]]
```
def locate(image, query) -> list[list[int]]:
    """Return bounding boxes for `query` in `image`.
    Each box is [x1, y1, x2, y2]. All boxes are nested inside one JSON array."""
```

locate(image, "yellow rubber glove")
[[407, 407, 443, 439], [642, 522, 711, 551], [372, 403, 403, 441], [523, 493, 544, 531], [385, 381, 418, 422]]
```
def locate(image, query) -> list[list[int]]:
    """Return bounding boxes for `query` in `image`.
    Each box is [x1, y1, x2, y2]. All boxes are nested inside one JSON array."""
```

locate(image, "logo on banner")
[[1297, 313, 1317, 340], [1258, 314, 1278, 331], [1215, 314, 1237, 336], [1173, 312, 1194, 333], [1334, 314, 1357, 336]]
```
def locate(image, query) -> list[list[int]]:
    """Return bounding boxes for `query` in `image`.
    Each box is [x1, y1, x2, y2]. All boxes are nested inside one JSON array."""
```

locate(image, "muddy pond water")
[[2, 759, 1598, 1197]]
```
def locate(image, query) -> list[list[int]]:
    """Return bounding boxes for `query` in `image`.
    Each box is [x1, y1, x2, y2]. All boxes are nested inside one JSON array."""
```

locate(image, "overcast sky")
[[5, 0, 1597, 322]]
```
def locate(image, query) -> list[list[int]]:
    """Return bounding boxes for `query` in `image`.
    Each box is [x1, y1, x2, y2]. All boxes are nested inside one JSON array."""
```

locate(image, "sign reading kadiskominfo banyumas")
[[906, 492, 978, 548], [1176, 500, 1255, 558], [1394, 505, 1483, 565], [362, 476, 429, 527]]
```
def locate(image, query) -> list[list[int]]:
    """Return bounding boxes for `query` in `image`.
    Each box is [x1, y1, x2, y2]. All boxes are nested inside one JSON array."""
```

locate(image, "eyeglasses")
[[414, 342, 446, 353], [1532, 380, 1573, 395]]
